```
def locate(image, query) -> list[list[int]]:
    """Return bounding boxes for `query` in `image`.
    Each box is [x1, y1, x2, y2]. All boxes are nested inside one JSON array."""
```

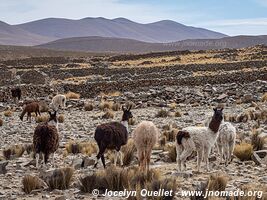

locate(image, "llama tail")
[[176, 131, 191, 145]]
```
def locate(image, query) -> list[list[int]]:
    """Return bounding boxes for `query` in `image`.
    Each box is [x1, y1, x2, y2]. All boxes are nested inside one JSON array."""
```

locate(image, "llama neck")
[[209, 117, 222, 133], [121, 120, 129, 132], [48, 121, 59, 131], [208, 117, 222, 133]]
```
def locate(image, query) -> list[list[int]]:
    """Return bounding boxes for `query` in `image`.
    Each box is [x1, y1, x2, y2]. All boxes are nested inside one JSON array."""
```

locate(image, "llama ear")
[[48, 111, 51, 116], [122, 106, 126, 111], [128, 104, 132, 111], [213, 108, 217, 112]]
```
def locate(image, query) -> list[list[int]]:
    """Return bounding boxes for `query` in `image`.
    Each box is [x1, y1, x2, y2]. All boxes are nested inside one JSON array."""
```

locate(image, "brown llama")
[[20, 102, 41, 122], [94, 105, 133, 168], [33, 111, 59, 168]]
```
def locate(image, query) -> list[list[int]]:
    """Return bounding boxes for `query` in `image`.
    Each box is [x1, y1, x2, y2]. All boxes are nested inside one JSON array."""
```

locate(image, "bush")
[[175, 110, 182, 117], [84, 103, 94, 111], [159, 136, 167, 147], [3, 144, 25, 159], [4, 110, 12, 117], [57, 114, 65, 123], [166, 144, 177, 162], [234, 143, 253, 161], [102, 110, 114, 119], [207, 173, 228, 191], [36, 115, 49, 123], [65, 141, 97, 156], [0, 118, 3, 126], [46, 167, 74, 190], [99, 101, 113, 110], [65, 91, 80, 99], [112, 102, 121, 111], [22, 175, 44, 194], [261, 93, 267, 102], [155, 109, 169, 118], [121, 139, 136, 166], [251, 128, 267, 151]]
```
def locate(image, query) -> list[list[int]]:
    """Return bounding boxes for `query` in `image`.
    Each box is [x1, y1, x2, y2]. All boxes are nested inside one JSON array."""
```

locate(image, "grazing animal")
[[49, 94, 66, 111], [94, 105, 133, 168], [11, 87, 21, 102], [176, 108, 224, 172], [133, 121, 159, 174], [33, 111, 59, 168], [216, 122, 236, 166], [20, 102, 41, 122]]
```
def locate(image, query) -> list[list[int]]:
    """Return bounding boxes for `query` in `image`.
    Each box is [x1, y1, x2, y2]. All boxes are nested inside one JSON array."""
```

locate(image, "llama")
[[176, 107, 224, 172], [33, 111, 59, 168], [94, 105, 133, 168], [216, 122, 236, 166], [133, 121, 159, 174], [49, 94, 66, 111], [11, 87, 21, 102], [204, 116, 236, 166], [20, 102, 41, 122]]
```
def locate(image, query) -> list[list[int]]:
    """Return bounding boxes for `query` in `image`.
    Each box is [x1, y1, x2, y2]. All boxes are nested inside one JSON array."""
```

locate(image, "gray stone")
[[252, 152, 262, 165], [0, 161, 8, 174], [254, 150, 267, 158]]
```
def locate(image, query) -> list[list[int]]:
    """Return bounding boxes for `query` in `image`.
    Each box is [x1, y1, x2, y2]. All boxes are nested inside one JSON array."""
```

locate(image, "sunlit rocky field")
[[0, 45, 267, 200]]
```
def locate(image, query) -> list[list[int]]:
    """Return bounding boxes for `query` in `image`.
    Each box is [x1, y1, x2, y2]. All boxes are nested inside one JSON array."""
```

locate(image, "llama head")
[[212, 107, 224, 121], [122, 105, 133, 122], [48, 111, 58, 125]]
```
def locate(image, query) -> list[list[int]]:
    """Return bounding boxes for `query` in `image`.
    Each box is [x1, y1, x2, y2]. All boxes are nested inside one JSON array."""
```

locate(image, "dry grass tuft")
[[207, 173, 228, 191], [46, 167, 74, 190], [175, 110, 182, 117], [36, 115, 49, 123], [65, 91, 80, 99], [22, 175, 44, 194], [79, 173, 107, 193], [251, 128, 267, 151], [99, 101, 113, 110], [159, 136, 167, 147], [156, 109, 169, 118], [121, 139, 137, 166], [128, 117, 136, 125], [3, 144, 25, 160], [65, 141, 98, 156], [125, 101, 135, 110], [0, 118, 3, 126], [112, 102, 121, 111], [39, 101, 49, 112], [4, 110, 12, 117], [102, 110, 114, 119], [84, 103, 94, 111], [57, 114, 65, 123], [261, 92, 267, 102], [234, 143, 253, 161], [165, 144, 177, 162], [168, 102, 177, 110], [163, 129, 177, 142], [233, 184, 267, 200]]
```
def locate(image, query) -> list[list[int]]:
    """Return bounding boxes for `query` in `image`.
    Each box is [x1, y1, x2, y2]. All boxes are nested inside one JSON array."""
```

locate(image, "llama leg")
[[180, 148, 193, 172], [114, 150, 118, 166], [229, 141, 235, 164], [196, 150, 203, 172], [94, 143, 106, 168], [224, 143, 230, 166], [36, 153, 39, 168], [52, 153, 55, 167], [204, 147, 211, 172], [176, 144, 182, 172], [217, 143, 223, 164], [119, 151, 123, 166]]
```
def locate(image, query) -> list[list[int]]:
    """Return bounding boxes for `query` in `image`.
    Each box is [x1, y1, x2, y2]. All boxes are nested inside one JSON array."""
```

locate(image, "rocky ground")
[[0, 45, 267, 200]]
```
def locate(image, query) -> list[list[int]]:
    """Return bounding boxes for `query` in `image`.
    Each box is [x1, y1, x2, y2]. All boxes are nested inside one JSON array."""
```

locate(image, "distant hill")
[[0, 21, 55, 46], [37, 35, 267, 53], [15, 17, 227, 43]]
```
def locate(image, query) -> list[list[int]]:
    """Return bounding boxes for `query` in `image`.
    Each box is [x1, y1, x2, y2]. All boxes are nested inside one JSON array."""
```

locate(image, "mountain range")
[[36, 35, 267, 53], [0, 17, 226, 46]]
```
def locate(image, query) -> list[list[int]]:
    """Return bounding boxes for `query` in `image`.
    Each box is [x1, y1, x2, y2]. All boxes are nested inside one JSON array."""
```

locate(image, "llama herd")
[[7, 90, 238, 175]]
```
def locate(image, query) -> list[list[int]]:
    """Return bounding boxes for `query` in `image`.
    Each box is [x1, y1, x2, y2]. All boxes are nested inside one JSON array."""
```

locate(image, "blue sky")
[[0, 0, 267, 35]]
